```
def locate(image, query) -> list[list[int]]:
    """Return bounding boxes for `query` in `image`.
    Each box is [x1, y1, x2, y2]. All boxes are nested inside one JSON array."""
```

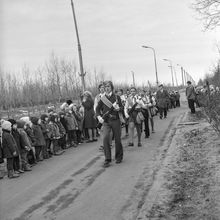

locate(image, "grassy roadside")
[[137, 110, 220, 220]]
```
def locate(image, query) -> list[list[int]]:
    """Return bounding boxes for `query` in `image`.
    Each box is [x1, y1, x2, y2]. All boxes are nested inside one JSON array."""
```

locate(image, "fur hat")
[[20, 116, 32, 126], [2, 121, 12, 131]]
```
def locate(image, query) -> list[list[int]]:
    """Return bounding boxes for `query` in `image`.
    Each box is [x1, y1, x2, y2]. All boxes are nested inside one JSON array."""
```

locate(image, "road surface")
[[0, 99, 188, 220]]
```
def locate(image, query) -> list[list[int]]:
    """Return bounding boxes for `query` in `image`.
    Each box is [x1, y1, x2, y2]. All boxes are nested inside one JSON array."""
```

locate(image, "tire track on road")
[[14, 155, 103, 220], [120, 113, 185, 220]]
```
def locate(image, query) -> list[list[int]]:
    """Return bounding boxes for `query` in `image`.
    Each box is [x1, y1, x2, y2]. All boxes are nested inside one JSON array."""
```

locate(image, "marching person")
[[96, 81, 123, 168], [156, 84, 170, 119], [186, 81, 196, 114], [124, 87, 145, 147]]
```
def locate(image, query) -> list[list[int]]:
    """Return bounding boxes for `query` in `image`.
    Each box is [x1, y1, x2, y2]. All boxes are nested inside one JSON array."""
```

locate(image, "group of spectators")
[[0, 81, 181, 176]]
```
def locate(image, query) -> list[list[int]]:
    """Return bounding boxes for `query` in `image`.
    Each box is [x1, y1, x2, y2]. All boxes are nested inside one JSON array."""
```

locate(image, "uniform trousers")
[[103, 119, 123, 162]]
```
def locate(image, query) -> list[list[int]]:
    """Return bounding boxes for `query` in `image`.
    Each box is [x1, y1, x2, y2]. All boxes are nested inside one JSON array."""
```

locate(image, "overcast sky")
[[1, 0, 220, 86]]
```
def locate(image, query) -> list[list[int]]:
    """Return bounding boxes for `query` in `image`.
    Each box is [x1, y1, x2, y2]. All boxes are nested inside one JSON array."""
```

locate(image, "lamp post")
[[70, 0, 86, 91], [142, 45, 159, 86], [163, 58, 174, 87], [177, 64, 184, 86]]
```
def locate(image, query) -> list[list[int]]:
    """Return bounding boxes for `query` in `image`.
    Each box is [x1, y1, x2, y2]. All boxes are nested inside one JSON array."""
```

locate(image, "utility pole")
[[70, 0, 86, 91]]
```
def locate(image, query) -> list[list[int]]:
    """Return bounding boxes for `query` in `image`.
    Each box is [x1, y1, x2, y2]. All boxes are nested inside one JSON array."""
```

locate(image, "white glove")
[[113, 102, 120, 110], [97, 116, 104, 124], [125, 113, 129, 119], [136, 99, 141, 104]]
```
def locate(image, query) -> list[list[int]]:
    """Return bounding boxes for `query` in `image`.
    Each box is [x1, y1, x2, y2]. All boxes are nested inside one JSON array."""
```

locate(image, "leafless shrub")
[[192, 0, 220, 30]]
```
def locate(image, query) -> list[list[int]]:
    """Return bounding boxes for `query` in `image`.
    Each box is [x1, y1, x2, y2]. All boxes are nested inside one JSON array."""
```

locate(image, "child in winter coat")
[[8, 119, 24, 174], [21, 117, 37, 165], [40, 114, 50, 159], [65, 108, 78, 147], [30, 117, 46, 162], [0, 123, 5, 179], [72, 103, 84, 144], [56, 113, 67, 149], [48, 115, 63, 155], [1, 121, 20, 178], [16, 120, 32, 171]]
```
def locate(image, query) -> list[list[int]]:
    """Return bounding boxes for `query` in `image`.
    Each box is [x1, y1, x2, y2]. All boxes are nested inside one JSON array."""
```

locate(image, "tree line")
[[0, 54, 112, 111]]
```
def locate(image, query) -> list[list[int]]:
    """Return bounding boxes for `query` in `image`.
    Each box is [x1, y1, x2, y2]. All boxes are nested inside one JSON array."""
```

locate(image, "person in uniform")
[[96, 81, 123, 168], [124, 87, 145, 147]]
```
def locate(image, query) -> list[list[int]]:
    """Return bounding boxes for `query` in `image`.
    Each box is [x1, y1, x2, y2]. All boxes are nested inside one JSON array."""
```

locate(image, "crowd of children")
[[0, 100, 88, 179]]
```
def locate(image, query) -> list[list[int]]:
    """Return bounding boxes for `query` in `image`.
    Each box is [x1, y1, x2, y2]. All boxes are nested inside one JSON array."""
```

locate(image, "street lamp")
[[163, 58, 174, 87], [70, 0, 86, 91], [142, 45, 159, 86], [177, 64, 185, 86]]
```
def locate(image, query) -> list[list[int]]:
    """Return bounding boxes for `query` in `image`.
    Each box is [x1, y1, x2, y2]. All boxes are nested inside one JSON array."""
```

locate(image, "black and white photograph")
[[0, 0, 220, 219]]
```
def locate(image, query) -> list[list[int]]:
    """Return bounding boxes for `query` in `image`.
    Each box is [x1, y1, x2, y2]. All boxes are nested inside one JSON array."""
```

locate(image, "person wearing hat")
[[40, 114, 50, 159], [186, 81, 196, 114], [16, 120, 32, 171], [8, 119, 24, 174], [30, 117, 46, 162], [96, 80, 124, 167], [1, 121, 20, 178], [156, 84, 170, 119]]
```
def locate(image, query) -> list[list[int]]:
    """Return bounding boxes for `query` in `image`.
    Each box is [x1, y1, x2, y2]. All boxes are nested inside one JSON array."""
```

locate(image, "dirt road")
[[0, 102, 188, 220]]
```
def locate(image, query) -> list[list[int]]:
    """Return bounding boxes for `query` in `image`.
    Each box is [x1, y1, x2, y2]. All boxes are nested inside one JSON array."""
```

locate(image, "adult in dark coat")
[[82, 91, 97, 142], [96, 81, 124, 167], [30, 117, 46, 161], [186, 81, 196, 113], [156, 84, 170, 119], [1, 121, 19, 178]]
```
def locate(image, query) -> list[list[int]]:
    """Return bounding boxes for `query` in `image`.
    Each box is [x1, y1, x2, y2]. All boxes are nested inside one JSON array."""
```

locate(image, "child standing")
[[40, 114, 50, 159], [30, 117, 46, 162], [1, 121, 20, 178], [8, 119, 24, 174]]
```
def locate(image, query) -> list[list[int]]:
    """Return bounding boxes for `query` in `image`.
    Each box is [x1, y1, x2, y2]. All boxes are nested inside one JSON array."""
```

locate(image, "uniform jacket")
[[96, 93, 123, 120]]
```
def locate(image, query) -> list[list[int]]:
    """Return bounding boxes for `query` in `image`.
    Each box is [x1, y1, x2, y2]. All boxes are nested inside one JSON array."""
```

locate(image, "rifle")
[[97, 106, 114, 129]]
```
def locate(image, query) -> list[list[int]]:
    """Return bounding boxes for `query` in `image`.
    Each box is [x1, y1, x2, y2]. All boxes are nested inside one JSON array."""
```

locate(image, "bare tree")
[[192, 0, 220, 30]]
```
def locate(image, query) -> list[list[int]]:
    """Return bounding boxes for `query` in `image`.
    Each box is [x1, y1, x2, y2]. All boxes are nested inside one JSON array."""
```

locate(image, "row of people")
[[0, 81, 181, 176]]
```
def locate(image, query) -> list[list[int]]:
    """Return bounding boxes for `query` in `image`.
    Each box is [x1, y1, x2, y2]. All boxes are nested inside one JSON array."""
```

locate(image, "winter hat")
[[30, 117, 39, 125], [16, 120, 26, 129], [20, 116, 32, 126], [2, 121, 12, 131], [66, 99, 73, 105], [49, 115, 56, 123], [8, 119, 17, 126], [58, 111, 65, 117], [41, 114, 48, 121]]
